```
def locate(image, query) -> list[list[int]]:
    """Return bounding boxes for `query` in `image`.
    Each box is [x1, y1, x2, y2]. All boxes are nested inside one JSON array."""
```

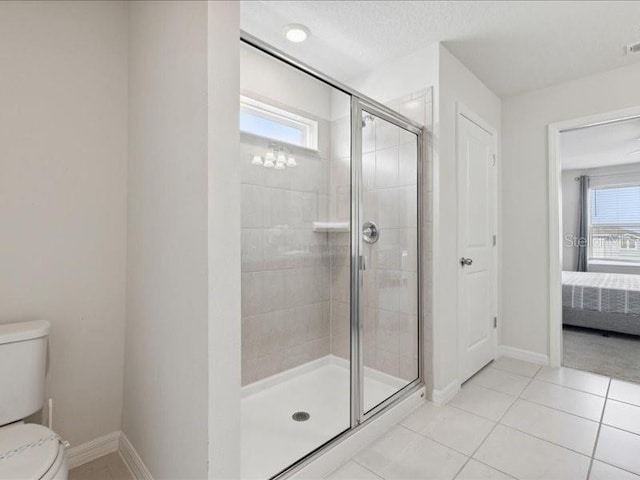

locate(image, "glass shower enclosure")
[[240, 34, 425, 480]]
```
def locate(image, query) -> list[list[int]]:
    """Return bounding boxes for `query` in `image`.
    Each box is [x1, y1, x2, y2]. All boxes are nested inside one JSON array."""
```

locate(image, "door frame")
[[547, 104, 640, 367], [351, 97, 426, 425], [456, 103, 499, 381]]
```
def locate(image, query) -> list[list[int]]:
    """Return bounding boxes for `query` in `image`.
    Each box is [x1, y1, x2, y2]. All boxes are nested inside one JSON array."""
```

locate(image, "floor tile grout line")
[[489, 363, 541, 380], [452, 370, 540, 479], [357, 362, 634, 480], [586, 377, 612, 480], [516, 369, 608, 422], [591, 457, 640, 479], [597, 421, 640, 438], [531, 376, 609, 398], [494, 422, 596, 459], [604, 395, 640, 409], [533, 367, 611, 398], [512, 396, 602, 423], [452, 365, 640, 478], [453, 377, 544, 480], [349, 458, 386, 480], [446, 378, 600, 423], [464, 366, 608, 419], [452, 366, 608, 441], [482, 364, 538, 380], [459, 458, 519, 480], [396, 423, 473, 458], [393, 422, 515, 480]]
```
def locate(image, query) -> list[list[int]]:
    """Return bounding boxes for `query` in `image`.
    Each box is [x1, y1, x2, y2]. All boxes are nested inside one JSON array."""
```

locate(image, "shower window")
[[240, 95, 319, 149]]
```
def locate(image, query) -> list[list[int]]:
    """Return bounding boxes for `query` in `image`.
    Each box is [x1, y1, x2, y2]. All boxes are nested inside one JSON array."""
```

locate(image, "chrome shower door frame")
[[240, 31, 426, 480], [350, 98, 425, 427]]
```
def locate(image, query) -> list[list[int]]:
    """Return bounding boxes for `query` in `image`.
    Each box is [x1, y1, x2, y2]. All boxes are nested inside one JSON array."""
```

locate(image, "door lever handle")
[[460, 257, 473, 267]]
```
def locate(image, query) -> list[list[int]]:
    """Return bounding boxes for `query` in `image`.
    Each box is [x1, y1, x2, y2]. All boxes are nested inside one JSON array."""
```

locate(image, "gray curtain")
[[576, 175, 589, 272]]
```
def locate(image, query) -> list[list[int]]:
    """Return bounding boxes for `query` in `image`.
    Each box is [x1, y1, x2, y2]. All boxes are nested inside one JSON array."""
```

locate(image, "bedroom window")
[[589, 184, 640, 264], [239, 95, 318, 150]]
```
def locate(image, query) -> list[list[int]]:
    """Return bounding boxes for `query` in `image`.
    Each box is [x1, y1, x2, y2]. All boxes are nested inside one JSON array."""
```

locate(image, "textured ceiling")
[[561, 117, 640, 170], [241, 1, 640, 98]]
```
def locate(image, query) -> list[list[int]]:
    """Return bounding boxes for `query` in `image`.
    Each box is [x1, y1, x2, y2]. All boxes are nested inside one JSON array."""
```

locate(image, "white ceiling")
[[561, 117, 640, 170], [240, 1, 640, 98]]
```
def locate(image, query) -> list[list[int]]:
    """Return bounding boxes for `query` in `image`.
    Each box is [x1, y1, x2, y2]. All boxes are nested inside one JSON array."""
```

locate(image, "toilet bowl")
[[0, 321, 68, 479], [0, 423, 68, 480]]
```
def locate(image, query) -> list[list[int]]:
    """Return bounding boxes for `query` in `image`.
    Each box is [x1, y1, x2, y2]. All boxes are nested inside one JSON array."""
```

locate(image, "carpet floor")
[[563, 326, 640, 384]]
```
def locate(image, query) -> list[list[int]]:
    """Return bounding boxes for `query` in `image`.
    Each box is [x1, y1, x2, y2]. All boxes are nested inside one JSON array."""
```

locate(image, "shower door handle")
[[362, 221, 379, 244]]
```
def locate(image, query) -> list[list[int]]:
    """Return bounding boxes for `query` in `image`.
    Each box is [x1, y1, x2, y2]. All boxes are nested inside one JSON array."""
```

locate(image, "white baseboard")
[[65, 430, 153, 480], [431, 379, 461, 405], [498, 345, 550, 366], [119, 433, 154, 480], [66, 431, 120, 469]]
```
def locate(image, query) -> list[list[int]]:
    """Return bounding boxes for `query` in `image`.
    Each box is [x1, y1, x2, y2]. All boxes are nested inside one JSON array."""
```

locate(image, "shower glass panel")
[[239, 42, 352, 480], [240, 36, 424, 480], [359, 108, 420, 414]]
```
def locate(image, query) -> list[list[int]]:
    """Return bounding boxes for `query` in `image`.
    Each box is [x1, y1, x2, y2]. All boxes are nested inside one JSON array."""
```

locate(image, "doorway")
[[548, 106, 640, 381]]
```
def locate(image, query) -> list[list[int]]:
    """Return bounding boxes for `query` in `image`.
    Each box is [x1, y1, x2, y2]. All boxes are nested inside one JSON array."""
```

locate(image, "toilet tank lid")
[[0, 321, 50, 345]]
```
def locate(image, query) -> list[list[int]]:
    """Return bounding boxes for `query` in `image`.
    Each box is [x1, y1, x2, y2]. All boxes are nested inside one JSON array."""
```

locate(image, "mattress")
[[562, 271, 640, 316]]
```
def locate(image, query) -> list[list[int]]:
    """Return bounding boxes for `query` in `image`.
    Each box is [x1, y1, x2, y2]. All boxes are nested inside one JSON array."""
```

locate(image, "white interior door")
[[457, 112, 497, 383]]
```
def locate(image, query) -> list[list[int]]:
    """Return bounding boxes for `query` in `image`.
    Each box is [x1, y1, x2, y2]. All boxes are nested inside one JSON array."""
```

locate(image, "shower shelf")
[[312, 221, 350, 233]]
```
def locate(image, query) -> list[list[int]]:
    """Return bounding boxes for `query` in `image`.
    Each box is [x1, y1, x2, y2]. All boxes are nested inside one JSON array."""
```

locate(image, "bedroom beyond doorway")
[[553, 112, 640, 384]]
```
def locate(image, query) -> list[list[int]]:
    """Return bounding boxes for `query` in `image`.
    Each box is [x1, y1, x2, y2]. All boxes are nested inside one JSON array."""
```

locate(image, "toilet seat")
[[0, 423, 65, 479]]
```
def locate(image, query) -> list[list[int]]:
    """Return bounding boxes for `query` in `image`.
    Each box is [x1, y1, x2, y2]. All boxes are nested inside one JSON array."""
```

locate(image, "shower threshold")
[[240, 355, 407, 479]]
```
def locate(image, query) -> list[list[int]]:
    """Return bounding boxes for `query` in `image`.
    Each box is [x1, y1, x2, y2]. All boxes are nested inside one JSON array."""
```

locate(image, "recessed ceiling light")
[[283, 24, 310, 43]]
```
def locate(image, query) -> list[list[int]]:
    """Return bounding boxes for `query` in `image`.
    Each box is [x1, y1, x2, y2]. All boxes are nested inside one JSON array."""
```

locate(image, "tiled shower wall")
[[241, 90, 433, 387], [240, 126, 332, 386], [329, 89, 433, 383]]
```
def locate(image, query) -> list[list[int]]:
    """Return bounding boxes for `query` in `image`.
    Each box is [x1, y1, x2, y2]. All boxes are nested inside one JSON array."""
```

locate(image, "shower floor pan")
[[241, 355, 406, 479]]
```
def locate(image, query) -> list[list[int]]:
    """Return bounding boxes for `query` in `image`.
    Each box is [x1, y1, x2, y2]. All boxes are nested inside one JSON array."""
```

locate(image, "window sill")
[[589, 260, 640, 267], [240, 131, 321, 155]]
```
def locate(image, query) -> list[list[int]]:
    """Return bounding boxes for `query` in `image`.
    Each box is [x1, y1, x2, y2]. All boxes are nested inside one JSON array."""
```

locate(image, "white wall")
[[241, 43, 333, 121], [208, 2, 241, 478], [434, 45, 501, 392], [0, 1, 128, 447], [562, 163, 640, 275], [502, 61, 640, 358], [350, 44, 439, 105], [125, 2, 241, 478], [125, 2, 209, 477]]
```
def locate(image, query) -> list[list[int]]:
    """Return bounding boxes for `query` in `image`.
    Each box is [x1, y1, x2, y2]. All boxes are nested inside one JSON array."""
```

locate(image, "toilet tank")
[[0, 321, 50, 426]]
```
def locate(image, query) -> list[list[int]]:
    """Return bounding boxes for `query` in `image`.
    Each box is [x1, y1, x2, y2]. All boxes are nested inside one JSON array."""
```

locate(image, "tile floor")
[[324, 357, 640, 480], [71, 358, 640, 480], [69, 452, 133, 480]]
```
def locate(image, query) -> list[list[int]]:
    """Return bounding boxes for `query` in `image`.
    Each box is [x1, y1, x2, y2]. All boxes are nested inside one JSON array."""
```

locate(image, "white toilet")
[[0, 321, 68, 479]]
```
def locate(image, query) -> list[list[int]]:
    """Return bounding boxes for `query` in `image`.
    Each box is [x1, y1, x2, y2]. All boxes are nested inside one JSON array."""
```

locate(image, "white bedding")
[[562, 271, 640, 316]]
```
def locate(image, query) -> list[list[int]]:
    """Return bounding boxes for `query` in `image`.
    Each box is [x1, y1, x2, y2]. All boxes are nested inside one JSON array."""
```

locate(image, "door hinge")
[[493, 235, 497, 246], [492, 154, 497, 166], [493, 317, 497, 328]]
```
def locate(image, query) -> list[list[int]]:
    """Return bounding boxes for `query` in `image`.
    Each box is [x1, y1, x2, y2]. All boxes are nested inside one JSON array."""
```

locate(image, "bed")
[[562, 271, 640, 336]]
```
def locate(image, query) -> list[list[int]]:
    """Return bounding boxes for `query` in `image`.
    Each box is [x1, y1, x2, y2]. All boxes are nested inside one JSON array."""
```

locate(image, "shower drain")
[[292, 411, 310, 422]]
